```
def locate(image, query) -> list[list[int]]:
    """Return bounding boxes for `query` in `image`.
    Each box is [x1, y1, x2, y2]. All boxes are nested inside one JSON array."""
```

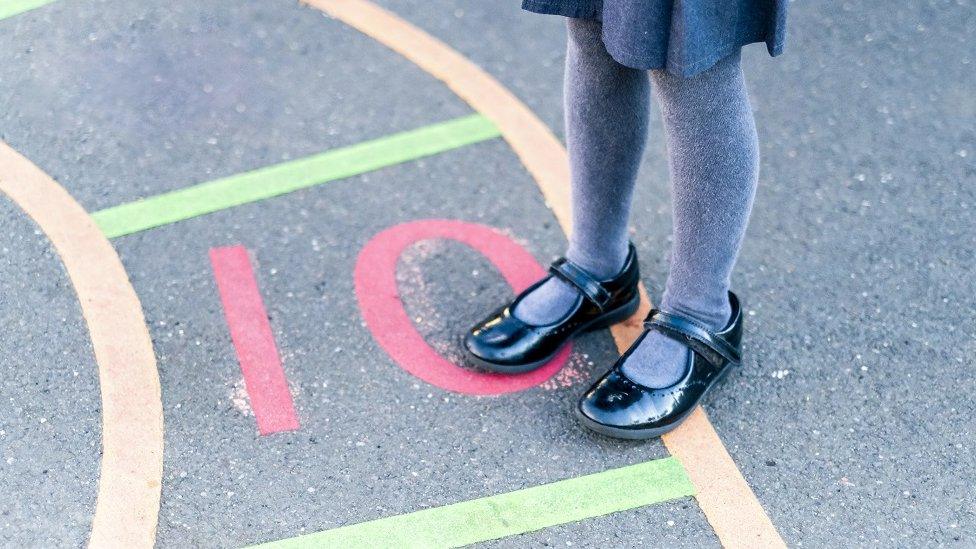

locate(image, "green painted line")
[[0, 0, 57, 20], [249, 457, 694, 549], [92, 114, 500, 238]]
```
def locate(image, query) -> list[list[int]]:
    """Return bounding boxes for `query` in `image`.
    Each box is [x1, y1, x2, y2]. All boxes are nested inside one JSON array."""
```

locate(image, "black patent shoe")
[[576, 292, 743, 440], [463, 244, 641, 374]]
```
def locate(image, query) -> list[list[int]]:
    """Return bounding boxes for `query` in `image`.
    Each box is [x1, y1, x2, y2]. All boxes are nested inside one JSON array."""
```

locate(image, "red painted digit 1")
[[354, 219, 570, 395]]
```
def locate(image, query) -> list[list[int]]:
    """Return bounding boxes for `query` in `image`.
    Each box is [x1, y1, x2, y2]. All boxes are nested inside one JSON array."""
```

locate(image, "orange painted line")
[[0, 142, 163, 548], [662, 408, 786, 548], [305, 2, 785, 546]]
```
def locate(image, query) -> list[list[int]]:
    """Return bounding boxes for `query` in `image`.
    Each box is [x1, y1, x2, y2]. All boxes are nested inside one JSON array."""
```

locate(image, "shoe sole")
[[575, 364, 734, 440], [464, 292, 642, 374]]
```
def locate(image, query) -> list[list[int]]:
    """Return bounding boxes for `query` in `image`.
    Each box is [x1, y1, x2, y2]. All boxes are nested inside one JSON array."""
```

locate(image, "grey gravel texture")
[[0, 0, 973, 547], [0, 198, 100, 547]]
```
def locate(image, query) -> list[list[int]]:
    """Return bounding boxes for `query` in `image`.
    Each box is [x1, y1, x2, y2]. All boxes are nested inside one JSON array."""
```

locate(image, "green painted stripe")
[[249, 457, 694, 549], [0, 0, 57, 20], [92, 114, 500, 238]]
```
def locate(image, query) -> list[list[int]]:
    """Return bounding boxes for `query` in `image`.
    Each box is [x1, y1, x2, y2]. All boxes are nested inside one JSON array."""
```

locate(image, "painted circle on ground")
[[354, 219, 571, 395]]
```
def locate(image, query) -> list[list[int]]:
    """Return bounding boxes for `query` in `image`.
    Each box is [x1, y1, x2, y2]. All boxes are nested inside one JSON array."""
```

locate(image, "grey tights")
[[513, 18, 759, 388]]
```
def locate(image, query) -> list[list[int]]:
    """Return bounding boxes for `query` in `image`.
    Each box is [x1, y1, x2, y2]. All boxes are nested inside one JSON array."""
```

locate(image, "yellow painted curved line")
[[304, 1, 785, 546], [0, 142, 163, 548]]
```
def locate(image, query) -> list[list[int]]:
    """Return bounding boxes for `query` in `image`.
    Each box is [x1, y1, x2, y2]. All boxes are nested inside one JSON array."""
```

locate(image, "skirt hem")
[[521, 0, 603, 21], [521, 0, 785, 78]]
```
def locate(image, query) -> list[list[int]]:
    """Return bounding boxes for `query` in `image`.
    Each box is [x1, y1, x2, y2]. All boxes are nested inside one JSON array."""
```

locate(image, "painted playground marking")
[[0, 0, 56, 20], [211, 245, 300, 435], [0, 142, 163, 548], [93, 114, 500, 238], [251, 457, 695, 548], [305, 1, 787, 547], [355, 219, 571, 395]]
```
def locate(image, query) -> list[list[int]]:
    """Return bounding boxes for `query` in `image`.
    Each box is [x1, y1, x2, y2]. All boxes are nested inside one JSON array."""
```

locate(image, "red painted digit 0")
[[354, 219, 570, 395]]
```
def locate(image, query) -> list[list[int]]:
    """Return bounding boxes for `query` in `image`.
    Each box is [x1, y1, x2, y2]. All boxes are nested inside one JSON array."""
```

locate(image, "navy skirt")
[[522, 0, 787, 77]]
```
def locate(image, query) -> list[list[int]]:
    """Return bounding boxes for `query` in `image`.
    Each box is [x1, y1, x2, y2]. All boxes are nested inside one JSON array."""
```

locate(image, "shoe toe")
[[579, 369, 671, 430], [463, 313, 524, 364], [462, 327, 494, 359], [578, 372, 634, 425], [576, 390, 607, 424]]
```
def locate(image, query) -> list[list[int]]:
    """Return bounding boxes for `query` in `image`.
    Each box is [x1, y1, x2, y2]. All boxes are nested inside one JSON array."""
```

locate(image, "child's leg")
[[621, 51, 759, 388], [514, 18, 649, 325]]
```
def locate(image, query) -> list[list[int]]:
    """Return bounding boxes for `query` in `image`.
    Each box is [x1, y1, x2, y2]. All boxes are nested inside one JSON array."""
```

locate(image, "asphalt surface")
[[0, 197, 101, 547], [0, 0, 974, 547]]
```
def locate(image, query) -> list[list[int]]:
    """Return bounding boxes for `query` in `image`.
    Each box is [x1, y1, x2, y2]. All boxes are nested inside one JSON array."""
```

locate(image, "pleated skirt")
[[522, 0, 787, 77]]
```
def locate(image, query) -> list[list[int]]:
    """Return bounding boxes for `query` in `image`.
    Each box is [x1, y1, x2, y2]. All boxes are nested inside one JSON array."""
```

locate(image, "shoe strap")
[[548, 258, 612, 312], [644, 309, 740, 367]]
